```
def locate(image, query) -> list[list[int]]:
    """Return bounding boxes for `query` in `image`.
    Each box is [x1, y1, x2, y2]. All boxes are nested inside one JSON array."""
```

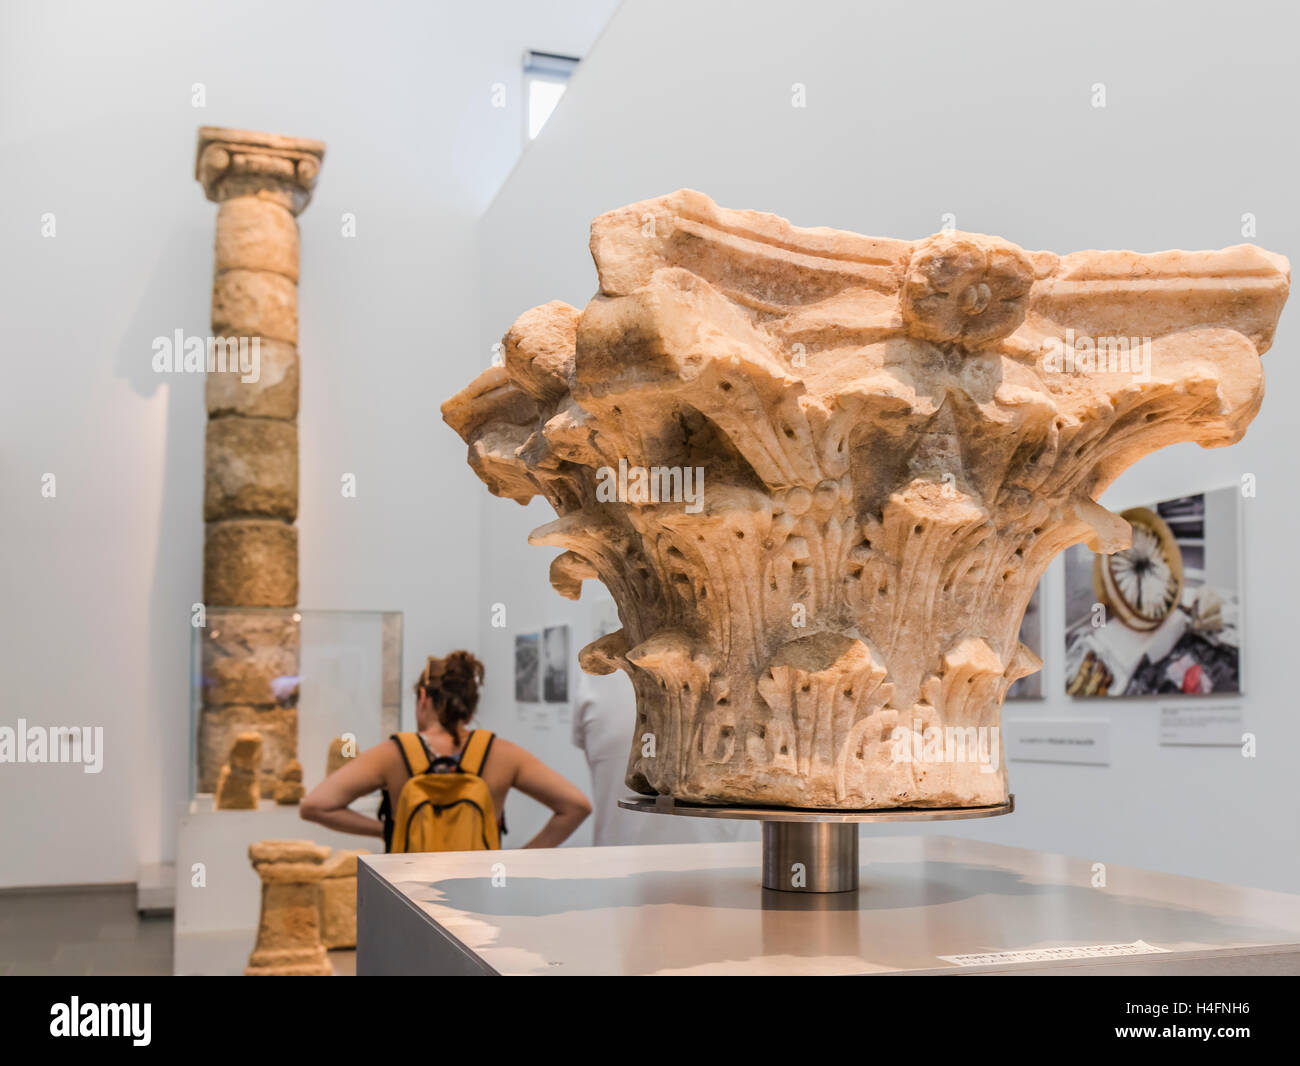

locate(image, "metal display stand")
[[618, 794, 1015, 893]]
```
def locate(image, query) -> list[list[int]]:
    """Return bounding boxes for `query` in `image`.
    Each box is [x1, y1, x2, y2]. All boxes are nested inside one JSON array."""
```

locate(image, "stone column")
[[195, 128, 324, 795], [245, 840, 333, 976], [196, 126, 322, 606]]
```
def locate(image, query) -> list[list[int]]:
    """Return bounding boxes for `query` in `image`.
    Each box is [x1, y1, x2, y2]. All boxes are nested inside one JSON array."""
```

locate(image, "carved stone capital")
[[445, 189, 1291, 811], [196, 126, 325, 215]]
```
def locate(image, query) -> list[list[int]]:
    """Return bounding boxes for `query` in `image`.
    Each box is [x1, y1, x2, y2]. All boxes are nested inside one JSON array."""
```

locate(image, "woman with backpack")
[[300, 650, 591, 851]]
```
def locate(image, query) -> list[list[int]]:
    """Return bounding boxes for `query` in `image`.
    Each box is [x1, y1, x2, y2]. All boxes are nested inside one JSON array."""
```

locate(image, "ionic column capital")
[[196, 126, 326, 215]]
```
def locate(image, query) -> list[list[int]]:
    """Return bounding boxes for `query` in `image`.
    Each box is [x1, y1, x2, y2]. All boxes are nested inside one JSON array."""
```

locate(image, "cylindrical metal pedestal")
[[762, 821, 859, 893], [617, 795, 1014, 898]]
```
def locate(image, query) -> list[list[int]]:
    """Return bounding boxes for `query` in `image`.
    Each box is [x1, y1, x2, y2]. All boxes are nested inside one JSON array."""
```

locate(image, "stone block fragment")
[[318, 850, 367, 950], [274, 759, 304, 805], [245, 840, 332, 976], [215, 731, 262, 809]]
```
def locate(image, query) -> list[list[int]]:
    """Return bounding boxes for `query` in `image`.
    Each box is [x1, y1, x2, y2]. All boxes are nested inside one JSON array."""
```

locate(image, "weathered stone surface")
[[274, 759, 304, 805], [201, 609, 300, 706], [245, 839, 332, 976], [215, 197, 299, 279], [211, 269, 298, 344], [204, 417, 298, 521], [250, 840, 331, 865], [204, 519, 298, 607], [215, 731, 262, 809], [319, 850, 367, 950], [198, 705, 297, 796], [205, 338, 299, 420], [444, 189, 1290, 810]]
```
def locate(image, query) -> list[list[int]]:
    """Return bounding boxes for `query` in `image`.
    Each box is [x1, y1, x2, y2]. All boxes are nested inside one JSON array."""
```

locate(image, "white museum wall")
[[477, 0, 1300, 890], [0, 0, 618, 888]]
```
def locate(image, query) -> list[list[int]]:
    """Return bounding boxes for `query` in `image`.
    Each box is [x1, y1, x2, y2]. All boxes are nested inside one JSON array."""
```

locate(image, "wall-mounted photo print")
[[1063, 487, 1242, 697], [514, 632, 540, 702], [542, 624, 570, 703]]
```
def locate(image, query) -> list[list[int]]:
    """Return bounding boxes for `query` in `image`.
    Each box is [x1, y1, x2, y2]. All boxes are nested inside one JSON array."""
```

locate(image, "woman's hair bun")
[[416, 650, 485, 731]]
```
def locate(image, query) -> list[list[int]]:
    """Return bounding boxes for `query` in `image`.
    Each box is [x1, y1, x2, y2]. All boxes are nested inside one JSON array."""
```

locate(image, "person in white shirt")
[[571, 669, 755, 846]]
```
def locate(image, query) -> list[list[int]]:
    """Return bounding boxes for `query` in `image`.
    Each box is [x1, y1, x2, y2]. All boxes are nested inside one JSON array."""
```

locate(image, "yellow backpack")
[[388, 730, 500, 853]]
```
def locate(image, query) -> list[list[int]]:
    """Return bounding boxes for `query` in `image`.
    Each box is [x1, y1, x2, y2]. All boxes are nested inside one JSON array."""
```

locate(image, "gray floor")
[[0, 885, 173, 976]]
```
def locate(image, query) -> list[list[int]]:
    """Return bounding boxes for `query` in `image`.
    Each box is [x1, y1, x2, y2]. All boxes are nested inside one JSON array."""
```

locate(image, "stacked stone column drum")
[[195, 128, 324, 797]]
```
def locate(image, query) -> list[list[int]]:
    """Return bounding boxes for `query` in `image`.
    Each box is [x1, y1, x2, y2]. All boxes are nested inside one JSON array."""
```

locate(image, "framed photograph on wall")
[[1063, 486, 1242, 697], [542, 624, 570, 703], [514, 632, 540, 702]]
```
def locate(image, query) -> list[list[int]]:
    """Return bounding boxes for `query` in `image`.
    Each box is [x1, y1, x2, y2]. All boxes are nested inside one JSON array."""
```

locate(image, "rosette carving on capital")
[[900, 232, 1036, 347]]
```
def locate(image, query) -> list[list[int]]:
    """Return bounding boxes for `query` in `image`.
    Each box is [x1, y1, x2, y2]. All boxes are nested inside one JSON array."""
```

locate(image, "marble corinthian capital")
[[445, 190, 1288, 809]]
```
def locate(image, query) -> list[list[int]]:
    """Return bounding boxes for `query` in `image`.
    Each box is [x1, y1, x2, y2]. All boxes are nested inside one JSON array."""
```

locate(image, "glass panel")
[[528, 77, 568, 139], [189, 608, 403, 804]]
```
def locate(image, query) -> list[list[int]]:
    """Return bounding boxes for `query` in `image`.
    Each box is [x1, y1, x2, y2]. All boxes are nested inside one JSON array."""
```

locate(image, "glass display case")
[[189, 608, 403, 801], [175, 608, 401, 974]]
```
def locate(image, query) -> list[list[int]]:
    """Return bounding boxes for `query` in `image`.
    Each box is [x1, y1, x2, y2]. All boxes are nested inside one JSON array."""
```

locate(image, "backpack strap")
[[458, 730, 494, 777], [391, 732, 432, 776]]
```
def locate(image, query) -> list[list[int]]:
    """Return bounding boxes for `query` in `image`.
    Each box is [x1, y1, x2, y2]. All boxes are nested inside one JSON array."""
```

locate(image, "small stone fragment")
[[274, 759, 304, 805], [215, 731, 262, 809], [198, 704, 297, 796]]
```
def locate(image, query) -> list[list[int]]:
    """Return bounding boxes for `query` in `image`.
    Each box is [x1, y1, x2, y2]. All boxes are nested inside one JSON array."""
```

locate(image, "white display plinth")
[[357, 834, 1300, 976], [172, 795, 378, 975]]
